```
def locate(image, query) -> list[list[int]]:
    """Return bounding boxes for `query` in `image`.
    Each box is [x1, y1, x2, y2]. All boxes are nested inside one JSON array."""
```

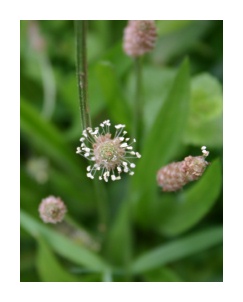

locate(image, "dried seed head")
[[39, 196, 67, 224], [76, 120, 141, 182], [123, 20, 157, 57], [157, 147, 209, 192]]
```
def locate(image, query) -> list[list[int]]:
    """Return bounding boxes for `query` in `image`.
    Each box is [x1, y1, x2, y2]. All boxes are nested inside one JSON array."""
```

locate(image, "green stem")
[[75, 20, 91, 130], [134, 57, 143, 149], [75, 21, 109, 249]]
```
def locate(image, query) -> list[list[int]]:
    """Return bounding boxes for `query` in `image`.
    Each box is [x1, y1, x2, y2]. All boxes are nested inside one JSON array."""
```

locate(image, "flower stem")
[[75, 20, 91, 130], [134, 57, 143, 150], [75, 21, 109, 248]]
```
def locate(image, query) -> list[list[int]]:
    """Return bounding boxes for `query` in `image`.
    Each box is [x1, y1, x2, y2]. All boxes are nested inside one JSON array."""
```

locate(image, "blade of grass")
[[21, 210, 110, 272], [132, 226, 223, 273]]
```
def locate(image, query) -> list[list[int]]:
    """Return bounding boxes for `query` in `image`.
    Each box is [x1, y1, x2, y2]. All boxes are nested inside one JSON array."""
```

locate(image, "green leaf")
[[143, 267, 182, 282], [190, 73, 223, 122], [131, 58, 190, 226], [20, 98, 92, 188], [157, 159, 222, 236], [125, 66, 176, 135], [101, 41, 132, 76], [152, 21, 212, 64], [132, 226, 223, 273], [105, 201, 132, 266], [37, 237, 79, 282], [156, 20, 193, 36], [95, 61, 132, 130], [184, 73, 223, 148], [184, 114, 223, 148], [20, 210, 110, 272]]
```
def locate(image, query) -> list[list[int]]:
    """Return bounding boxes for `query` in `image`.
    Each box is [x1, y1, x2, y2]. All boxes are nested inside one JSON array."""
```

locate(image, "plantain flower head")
[[123, 20, 157, 57], [39, 196, 67, 224], [157, 146, 209, 192], [76, 120, 141, 182]]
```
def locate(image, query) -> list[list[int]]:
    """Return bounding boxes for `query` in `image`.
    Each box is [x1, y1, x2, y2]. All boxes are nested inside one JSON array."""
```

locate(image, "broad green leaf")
[[132, 226, 223, 273], [131, 58, 190, 226], [184, 114, 223, 148], [157, 159, 222, 236], [183, 73, 223, 148], [95, 61, 132, 130], [37, 237, 79, 282], [20, 210, 110, 272], [190, 73, 223, 122]]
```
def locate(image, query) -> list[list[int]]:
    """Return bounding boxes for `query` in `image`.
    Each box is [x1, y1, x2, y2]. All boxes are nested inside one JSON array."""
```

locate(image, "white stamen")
[[202, 150, 209, 157], [121, 143, 128, 148], [87, 173, 94, 179], [130, 163, 136, 168], [115, 124, 125, 129], [129, 172, 134, 176], [136, 152, 141, 158]]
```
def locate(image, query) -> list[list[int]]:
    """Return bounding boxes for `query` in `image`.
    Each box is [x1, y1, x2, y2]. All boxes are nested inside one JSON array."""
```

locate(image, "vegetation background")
[[20, 20, 223, 282]]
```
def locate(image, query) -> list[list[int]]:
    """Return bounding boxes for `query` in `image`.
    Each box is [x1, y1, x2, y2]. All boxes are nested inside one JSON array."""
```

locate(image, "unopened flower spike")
[[123, 20, 157, 57], [76, 120, 141, 182], [157, 147, 210, 192], [39, 196, 67, 224]]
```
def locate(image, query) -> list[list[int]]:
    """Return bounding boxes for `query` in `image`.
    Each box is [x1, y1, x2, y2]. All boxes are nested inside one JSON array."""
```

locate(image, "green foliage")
[[37, 237, 79, 282], [157, 159, 222, 236], [184, 73, 223, 147], [21, 210, 110, 271], [20, 20, 223, 282], [131, 58, 190, 227], [132, 226, 223, 273]]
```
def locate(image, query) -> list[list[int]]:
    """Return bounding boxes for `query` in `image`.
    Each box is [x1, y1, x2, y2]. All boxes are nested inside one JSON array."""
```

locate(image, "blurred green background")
[[20, 20, 223, 282]]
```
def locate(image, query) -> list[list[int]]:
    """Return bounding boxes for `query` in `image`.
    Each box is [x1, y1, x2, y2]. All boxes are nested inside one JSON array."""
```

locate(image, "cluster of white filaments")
[[201, 146, 209, 157], [76, 120, 141, 182]]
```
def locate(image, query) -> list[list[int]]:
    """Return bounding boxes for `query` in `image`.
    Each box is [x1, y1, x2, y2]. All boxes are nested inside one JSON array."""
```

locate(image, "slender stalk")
[[75, 20, 91, 130], [75, 20, 109, 248], [134, 57, 143, 150]]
